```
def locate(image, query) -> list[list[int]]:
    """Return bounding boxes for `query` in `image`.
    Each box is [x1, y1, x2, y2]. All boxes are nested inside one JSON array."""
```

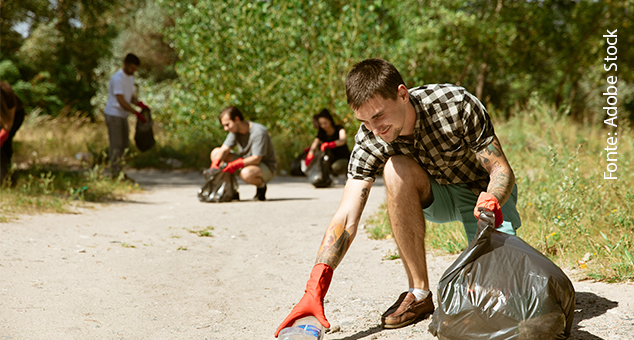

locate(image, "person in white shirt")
[[103, 53, 148, 178]]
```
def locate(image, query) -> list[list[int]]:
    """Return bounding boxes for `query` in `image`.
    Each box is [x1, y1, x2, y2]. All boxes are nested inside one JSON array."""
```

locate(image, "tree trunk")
[[476, 62, 488, 100], [456, 58, 472, 86], [553, 74, 567, 109], [568, 78, 580, 120]]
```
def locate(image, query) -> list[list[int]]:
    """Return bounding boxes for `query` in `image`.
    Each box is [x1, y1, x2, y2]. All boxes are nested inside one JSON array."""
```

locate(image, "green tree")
[[2, 0, 120, 116], [0, 0, 49, 60], [390, 0, 634, 120], [161, 0, 398, 145]]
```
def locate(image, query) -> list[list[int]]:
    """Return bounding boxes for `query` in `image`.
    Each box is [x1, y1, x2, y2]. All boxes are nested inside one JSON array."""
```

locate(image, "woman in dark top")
[[305, 108, 350, 176], [1, 81, 25, 181]]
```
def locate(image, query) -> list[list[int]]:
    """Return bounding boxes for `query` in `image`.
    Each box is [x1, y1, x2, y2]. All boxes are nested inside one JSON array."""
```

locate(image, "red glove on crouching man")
[[473, 192, 504, 228], [222, 158, 244, 174], [210, 158, 222, 169], [209, 158, 244, 174], [274, 263, 333, 337]]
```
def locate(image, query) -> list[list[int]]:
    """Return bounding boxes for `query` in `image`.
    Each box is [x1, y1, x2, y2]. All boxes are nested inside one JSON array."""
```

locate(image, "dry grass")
[[1, 113, 140, 221], [12, 112, 110, 168]]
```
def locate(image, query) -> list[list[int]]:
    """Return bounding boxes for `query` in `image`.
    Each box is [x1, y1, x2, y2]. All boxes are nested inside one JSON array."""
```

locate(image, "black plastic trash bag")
[[134, 108, 155, 152], [290, 150, 308, 176], [428, 220, 575, 340], [306, 150, 331, 188], [197, 167, 239, 203]]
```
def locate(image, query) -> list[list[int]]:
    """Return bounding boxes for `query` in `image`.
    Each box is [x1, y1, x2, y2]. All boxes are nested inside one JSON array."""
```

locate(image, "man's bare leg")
[[241, 165, 264, 187], [383, 155, 433, 291]]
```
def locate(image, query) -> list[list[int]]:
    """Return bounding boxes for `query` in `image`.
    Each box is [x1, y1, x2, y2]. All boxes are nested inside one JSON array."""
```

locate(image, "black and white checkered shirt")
[[348, 84, 495, 194]]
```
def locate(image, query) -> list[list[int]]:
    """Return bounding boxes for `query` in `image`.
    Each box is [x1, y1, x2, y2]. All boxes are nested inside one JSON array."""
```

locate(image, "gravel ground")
[[1, 169, 633, 340]]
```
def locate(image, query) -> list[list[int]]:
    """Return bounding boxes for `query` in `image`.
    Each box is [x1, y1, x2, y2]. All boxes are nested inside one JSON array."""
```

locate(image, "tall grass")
[[1, 114, 140, 221], [0, 165, 140, 221], [365, 103, 634, 282], [505, 103, 633, 282], [12, 111, 110, 165]]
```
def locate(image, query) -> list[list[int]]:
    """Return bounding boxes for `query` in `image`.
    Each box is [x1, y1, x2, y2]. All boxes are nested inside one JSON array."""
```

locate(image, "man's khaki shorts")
[[230, 152, 275, 183]]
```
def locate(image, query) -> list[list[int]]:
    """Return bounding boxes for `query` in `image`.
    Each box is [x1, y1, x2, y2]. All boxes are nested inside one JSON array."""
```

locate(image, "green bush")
[[0, 60, 21, 84], [160, 0, 394, 147]]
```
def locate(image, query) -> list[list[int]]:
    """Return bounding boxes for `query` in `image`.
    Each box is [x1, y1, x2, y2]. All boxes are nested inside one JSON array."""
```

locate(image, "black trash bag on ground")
[[306, 150, 331, 188], [134, 108, 155, 152], [197, 166, 239, 203], [290, 150, 308, 176], [428, 219, 575, 340]]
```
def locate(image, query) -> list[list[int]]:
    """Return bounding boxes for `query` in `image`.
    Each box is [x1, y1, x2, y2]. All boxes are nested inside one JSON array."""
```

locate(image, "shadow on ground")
[[130, 171, 345, 188], [328, 292, 618, 340], [129, 169, 386, 189], [569, 291, 618, 340], [329, 325, 383, 340], [329, 316, 430, 340], [128, 169, 203, 188]]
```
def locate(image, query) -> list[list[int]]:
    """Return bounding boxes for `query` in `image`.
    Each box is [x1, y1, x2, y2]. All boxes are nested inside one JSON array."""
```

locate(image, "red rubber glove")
[[0, 128, 8, 147], [320, 141, 337, 152], [275, 263, 334, 337], [211, 159, 222, 169], [303, 146, 311, 153], [474, 192, 503, 228], [304, 153, 314, 166], [222, 158, 244, 174], [136, 101, 150, 110], [133, 111, 147, 123]]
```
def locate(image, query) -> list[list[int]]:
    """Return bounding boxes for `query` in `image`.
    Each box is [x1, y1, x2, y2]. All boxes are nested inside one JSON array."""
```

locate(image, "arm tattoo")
[[485, 140, 502, 157], [316, 223, 351, 270], [475, 140, 501, 165], [476, 138, 515, 205], [360, 188, 369, 207], [489, 165, 513, 204], [476, 153, 490, 165]]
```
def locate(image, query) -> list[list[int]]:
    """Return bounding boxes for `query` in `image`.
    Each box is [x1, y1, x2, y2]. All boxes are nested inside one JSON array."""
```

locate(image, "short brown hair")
[[124, 53, 140, 66], [218, 105, 244, 122], [345, 58, 405, 110]]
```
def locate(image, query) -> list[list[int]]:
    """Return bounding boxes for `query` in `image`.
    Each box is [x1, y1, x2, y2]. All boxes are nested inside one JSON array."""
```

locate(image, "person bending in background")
[[103, 53, 150, 179], [304, 109, 351, 179], [1, 81, 26, 182], [209, 106, 277, 201]]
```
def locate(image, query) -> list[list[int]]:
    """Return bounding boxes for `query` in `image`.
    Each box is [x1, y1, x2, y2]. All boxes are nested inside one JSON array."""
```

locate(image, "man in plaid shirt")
[[276, 58, 521, 336]]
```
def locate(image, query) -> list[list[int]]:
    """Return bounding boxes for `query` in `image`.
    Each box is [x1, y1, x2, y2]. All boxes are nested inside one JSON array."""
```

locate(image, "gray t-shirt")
[[223, 122, 277, 173]]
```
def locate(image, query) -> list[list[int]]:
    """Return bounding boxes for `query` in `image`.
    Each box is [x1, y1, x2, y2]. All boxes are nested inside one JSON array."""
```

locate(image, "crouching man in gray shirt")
[[210, 106, 277, 201]]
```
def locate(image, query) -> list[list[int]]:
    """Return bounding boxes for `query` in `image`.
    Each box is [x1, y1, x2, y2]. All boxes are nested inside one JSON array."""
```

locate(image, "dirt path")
[[1, 170, 633, 340]]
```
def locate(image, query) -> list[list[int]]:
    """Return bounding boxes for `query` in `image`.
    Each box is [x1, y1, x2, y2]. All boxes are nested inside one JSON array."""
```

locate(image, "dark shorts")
[[423, 176, 522, 243]]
